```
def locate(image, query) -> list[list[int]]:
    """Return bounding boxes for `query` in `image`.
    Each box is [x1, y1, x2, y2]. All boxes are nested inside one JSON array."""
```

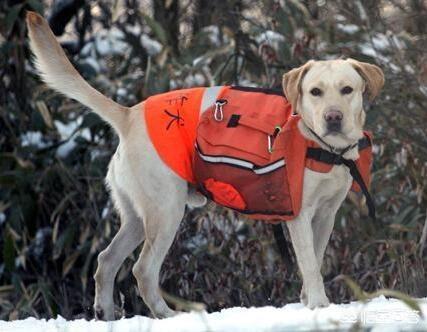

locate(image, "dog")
[[26, 11, 384, 320]]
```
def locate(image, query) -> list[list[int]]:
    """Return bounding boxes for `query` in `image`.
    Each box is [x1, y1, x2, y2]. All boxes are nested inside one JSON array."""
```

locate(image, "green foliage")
[[0, 0, 426, 321]]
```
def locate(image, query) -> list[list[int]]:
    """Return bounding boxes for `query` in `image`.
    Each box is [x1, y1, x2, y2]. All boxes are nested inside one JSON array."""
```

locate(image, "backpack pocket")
[[194, 105, 293, 217]]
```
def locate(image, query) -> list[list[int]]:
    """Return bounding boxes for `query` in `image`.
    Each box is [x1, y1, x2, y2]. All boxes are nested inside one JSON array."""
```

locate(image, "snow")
[[117, 87, 127, 97], [238, 79, 258, 87], [256, 30, 285, 44], [256, 31, 285, 54], [20, 131, 49, 149], [184, 73, 206, 87], [140, 35, 162, 56], [1, 296, 426, 331], [359, 32, 406, 67], [337, 23, 360, 34], [54, 116, 91, 158], [97, 29, 127, 56], [80, 28, 128, 57], [202, 25, 222, 47]]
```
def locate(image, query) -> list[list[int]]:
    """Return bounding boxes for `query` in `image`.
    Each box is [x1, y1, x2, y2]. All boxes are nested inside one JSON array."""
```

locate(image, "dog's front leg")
[[312, 210, 337, 270], [298, 211, 336, 306], [286, 211, 330, 309]]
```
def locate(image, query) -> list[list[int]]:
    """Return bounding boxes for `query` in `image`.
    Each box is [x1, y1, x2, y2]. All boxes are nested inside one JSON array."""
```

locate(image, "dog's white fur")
[[27, 12, 384, 320]]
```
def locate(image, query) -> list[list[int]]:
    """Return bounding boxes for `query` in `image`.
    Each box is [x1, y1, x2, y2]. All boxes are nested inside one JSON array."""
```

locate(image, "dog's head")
[[282, 59, 384, 148]]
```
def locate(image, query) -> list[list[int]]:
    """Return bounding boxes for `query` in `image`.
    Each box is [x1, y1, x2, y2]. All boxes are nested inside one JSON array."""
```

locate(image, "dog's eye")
[[310, 88, 322, 96], [341, 86, 353, 95]]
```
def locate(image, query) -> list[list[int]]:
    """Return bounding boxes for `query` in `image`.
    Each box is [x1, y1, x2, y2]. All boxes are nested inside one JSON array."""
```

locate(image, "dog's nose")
[[324, 110, 343, 123], [324, 110, 343, 132]]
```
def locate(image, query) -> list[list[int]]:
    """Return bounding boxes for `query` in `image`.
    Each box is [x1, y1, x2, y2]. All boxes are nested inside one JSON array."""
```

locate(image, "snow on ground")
[[1, 296, 427, 332]]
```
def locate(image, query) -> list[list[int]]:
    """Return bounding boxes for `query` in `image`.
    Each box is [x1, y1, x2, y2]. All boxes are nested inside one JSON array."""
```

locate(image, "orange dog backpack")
[[144, 86, 374, 222]]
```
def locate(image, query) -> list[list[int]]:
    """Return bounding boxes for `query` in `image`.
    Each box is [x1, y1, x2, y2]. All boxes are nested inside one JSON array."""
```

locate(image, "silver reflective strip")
[[253, 159, 285, 175], [200, 86, 223, 114], [196, 147, 286, 175], [198, 153, 254, 169]]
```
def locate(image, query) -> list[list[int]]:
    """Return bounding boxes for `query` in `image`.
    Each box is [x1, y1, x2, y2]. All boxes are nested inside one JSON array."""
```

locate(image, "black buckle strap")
[[306, 147, 376, 220], [307, 127, 371, 156], [227, 114, 241, 127], [358, 136, 371, 150], [306, 148, 343, 165], [340, 158, 376, 220]]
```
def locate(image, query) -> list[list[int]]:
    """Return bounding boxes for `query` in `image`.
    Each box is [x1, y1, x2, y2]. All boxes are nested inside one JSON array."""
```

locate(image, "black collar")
[[307, 127, 359, 156]]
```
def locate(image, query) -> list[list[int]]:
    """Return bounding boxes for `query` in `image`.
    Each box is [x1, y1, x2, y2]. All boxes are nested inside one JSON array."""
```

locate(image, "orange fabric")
[[304, 132, 373, 193], [351, 132, 373, 192], [278, 115, 308, 220], [144, 88, 205, 183], [144, 86, 373, 221], [204, 178, 246, 210], [195, 86, 295, 221], [232, 114, 307, 222], [196, 86, 292, 165]]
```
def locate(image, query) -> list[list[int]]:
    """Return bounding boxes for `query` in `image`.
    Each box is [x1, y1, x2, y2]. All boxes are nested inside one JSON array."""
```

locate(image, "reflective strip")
[[254, 159, 285, 175], [196, 145, 285, 175], [200, 86, 223, 114], [198, 153, 254, 168]]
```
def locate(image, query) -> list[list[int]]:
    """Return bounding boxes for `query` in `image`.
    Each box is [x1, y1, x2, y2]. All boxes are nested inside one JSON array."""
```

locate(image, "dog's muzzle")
[[324, 110, 343, 133]]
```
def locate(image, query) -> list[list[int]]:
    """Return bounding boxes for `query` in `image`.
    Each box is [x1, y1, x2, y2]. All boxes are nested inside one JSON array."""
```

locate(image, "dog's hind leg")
[[131, 182, 187, 319], [94, 184, 144, 321]]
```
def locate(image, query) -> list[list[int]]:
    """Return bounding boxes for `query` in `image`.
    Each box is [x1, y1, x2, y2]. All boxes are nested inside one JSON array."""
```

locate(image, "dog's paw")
[[153, 307, 179, 319], [94, 307, 104, 320], [306, 293, 330, 309], [300, 289, 308, 306], [186, 192, 207, 208], [94, 305, 115, 321]]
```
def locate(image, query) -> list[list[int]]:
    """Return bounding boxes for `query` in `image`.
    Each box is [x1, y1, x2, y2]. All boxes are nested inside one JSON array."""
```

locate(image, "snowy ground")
[[1, 296, 427, 332]]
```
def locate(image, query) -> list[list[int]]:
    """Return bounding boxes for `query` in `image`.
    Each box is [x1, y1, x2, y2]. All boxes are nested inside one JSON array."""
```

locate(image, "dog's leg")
[[94, 187, 144, 321], [299, 211, 335, 306], [286, 211, 330, 309], [312, 210, 336, 270], [132, 184, 187, 318]]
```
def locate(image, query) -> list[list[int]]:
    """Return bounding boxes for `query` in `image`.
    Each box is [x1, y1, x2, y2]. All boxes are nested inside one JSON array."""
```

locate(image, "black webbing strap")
[[341, 158, 376, 220], [358, 136, 371, 150], [227, 114, 241, 127], [272, 223, 293, 268], [306, 147, 376, 220]]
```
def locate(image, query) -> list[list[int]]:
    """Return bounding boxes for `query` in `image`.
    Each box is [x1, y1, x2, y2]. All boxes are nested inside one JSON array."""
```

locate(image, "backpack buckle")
[[214, 99, 227, 121], [268, 126, 282, 154]]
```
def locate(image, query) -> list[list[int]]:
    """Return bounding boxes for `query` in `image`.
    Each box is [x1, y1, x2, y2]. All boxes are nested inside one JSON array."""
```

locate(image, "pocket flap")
[[237, 114, 278, 135], [197, 114, 271, 160]]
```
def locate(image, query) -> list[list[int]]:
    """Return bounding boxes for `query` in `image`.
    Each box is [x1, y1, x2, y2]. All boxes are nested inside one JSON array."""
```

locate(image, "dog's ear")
[[282, 60, 314, 113], [347, 58, 385, 101]]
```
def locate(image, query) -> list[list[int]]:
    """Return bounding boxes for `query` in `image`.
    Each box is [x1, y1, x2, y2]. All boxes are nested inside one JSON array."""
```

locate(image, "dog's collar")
[[307, 127, 358, 156]]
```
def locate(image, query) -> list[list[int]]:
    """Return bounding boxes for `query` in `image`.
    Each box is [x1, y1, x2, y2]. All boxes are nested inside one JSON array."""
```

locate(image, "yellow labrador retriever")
[[26, 12, 384, 319]]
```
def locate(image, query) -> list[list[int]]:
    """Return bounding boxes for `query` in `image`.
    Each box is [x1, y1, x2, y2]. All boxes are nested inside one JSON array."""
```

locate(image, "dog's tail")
[[26, 11, 128, 135]]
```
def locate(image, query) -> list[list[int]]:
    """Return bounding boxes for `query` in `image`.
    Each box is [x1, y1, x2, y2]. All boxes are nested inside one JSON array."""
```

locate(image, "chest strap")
[[306, 147, 376, 221]]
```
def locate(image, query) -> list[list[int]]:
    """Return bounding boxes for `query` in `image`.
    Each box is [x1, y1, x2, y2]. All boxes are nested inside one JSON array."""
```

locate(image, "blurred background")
[[0, 0, 426, 320]]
